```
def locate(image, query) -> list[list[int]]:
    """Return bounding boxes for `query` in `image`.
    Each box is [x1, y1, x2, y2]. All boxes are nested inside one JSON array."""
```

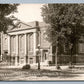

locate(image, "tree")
[[41, 4, 84, 68], [0, 4, 19, 33]]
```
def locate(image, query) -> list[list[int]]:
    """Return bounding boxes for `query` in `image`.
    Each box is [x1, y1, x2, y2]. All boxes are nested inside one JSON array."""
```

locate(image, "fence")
[[57, 54, 84, 65]]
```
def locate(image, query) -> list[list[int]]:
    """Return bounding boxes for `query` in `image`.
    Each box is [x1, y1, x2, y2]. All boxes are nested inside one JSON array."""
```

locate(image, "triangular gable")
[[8, 21, 32, 32]]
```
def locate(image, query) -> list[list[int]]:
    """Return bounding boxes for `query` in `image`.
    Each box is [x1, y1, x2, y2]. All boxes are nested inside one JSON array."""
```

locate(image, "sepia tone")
[[0, 4, 84, 81]]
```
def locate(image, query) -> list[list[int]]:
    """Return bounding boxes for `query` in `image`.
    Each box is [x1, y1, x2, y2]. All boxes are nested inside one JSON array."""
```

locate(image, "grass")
[[0, 68, 80, 81]]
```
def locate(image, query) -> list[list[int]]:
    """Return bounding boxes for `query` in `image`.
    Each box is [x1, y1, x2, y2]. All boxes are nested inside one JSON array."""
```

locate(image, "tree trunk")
[[55, 46, 58, 69], [70, 48, 72, 66]]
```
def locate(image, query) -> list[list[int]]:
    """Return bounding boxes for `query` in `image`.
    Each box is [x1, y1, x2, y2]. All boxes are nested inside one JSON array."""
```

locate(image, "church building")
[[0, 21, 53, 67], [1, 20, 84, 68]]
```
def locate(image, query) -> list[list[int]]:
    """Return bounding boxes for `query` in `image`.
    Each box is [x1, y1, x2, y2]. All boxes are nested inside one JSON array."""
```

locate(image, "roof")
[[26, 21, 49, 27], [7, 21, 49, 33]]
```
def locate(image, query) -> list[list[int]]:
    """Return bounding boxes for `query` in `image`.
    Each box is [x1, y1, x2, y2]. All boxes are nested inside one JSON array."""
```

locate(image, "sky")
[[13, 4, 44, 23]]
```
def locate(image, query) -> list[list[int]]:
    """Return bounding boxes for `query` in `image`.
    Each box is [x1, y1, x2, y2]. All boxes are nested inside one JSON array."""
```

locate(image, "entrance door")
[[43, 50, 48, 62]]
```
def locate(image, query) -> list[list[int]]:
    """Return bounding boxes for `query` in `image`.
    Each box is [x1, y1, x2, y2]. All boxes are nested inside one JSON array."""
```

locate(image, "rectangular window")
[[19, 34, 24, 52], [29, 58, 33, 64], [29, 33, 33, 51], [11, 35, 16, 54], [80, 35, 84, 41], [79, 43, 84, 53]]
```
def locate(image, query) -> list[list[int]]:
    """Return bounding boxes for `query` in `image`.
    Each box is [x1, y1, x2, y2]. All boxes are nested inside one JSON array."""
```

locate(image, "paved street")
[[0, 68, 84, 81]]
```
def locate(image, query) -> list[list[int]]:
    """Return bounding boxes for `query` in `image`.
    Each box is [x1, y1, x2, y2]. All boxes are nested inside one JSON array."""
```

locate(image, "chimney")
[[34, 21, 39, 27]]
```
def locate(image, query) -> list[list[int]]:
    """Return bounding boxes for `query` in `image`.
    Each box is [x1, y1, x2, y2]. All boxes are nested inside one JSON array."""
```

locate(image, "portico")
[[7, 25, 38, 66]]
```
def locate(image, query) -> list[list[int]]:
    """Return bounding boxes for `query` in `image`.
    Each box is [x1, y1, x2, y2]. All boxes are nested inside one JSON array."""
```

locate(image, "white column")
[[27, 34, 30, 64], [15, 35, 18, 66], [1, 32, 3, 61], [16, 35, 19, 56], [33, 32, 37, 63], [24, 34, 27, 64], [8, 35, 11, 56], [24, 34, 27, 56], [33, 32, 37, 56], [8, 35, 11, 65]]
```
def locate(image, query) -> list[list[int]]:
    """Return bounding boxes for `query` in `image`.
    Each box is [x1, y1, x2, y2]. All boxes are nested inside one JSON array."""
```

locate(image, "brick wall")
[[40, 26, 51, 49]]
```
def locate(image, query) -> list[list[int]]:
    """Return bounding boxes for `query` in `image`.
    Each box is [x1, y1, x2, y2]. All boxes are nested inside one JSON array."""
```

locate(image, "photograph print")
[[0, 4, 84, 81]]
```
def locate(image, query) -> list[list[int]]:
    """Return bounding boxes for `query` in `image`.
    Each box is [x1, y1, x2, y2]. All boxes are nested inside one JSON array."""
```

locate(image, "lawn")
[[0, 68, 81, 81]]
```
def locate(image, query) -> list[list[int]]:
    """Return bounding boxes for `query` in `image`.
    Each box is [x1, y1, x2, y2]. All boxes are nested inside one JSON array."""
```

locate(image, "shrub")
[[22, 64, 31, 69]]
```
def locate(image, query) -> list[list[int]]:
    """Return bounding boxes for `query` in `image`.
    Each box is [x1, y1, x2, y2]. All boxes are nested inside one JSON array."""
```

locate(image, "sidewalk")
[[1, 61, 84, 73]]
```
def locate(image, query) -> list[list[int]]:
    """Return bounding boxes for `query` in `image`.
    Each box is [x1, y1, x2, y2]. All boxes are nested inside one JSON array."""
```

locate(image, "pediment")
[[8, 21, 32, 32]]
